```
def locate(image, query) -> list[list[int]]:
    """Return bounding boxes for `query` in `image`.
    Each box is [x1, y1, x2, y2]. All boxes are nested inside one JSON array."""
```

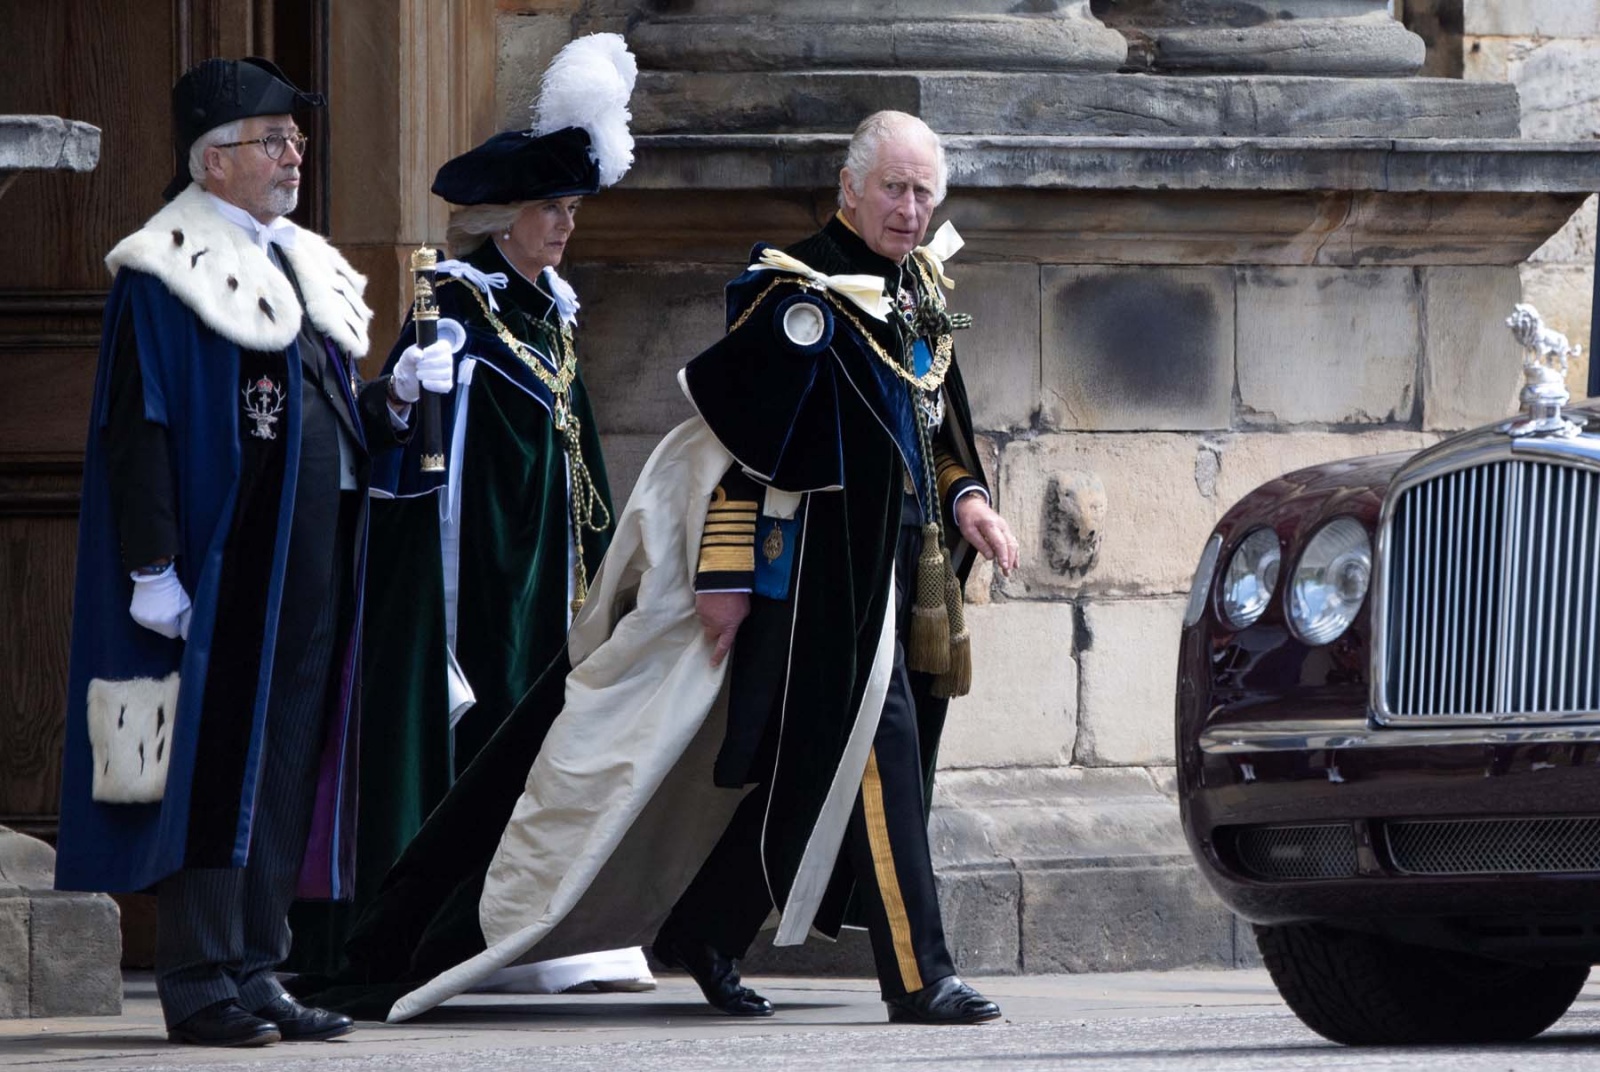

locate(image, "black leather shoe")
[[167, 1000, 281, 1046], [886, 976, 1002, 1025], [652, 930, 774, 1016], [252, 993, 356, 1041]]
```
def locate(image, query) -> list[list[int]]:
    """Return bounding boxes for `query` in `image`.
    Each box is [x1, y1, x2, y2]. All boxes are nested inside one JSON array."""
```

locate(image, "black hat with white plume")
[[431, 33, 636, 206]]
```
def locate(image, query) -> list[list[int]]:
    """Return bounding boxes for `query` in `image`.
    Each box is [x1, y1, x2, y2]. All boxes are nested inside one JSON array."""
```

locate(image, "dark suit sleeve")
[[104, 312, 178, 572], [356, 374, 413, 451], [693, 465, 764, 593]]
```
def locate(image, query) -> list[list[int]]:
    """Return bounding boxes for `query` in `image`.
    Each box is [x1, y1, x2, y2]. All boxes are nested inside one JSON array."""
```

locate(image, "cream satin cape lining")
[[386, 415, 896, 1023]]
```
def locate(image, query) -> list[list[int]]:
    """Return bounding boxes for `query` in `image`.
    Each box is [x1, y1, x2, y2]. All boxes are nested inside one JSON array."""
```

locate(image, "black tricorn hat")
[[164, 57, 324, 201], [430, 127, 600, 206]]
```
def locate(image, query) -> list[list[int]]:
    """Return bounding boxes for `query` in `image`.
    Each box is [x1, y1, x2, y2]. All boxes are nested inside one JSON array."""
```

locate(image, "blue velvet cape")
[[55, 268, 363, 899]]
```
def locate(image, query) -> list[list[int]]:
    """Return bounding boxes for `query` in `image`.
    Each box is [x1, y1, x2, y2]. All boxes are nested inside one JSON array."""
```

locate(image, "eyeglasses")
[[214, 131, 308, 161]]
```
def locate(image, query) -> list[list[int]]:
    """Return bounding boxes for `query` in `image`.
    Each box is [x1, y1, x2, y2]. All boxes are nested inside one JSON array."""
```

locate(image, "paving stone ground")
[[7, 970, 1600, 1072]]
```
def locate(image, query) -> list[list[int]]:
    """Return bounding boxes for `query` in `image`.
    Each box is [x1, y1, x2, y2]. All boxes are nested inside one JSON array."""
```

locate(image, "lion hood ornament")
[[1506, 303, 1583, 438]]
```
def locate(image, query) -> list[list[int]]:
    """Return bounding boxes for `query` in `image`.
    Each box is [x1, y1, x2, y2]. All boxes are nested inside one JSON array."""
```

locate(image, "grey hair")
[[837, 111, 947, 209], [188, 119, 246, 183], [445, 203, 526, 257]]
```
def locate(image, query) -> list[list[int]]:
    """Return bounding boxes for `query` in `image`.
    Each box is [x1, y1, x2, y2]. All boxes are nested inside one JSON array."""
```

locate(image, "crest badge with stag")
[[242, 375, 285, 440]]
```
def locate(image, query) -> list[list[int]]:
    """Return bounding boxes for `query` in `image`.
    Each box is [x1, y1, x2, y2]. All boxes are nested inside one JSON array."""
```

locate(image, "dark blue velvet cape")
[[55, 268, 363, 899], [681, 247, 932, 515]]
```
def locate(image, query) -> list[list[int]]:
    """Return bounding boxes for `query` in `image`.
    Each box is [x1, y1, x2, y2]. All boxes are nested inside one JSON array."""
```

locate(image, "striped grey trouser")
[[154, 495, 353, 1028]]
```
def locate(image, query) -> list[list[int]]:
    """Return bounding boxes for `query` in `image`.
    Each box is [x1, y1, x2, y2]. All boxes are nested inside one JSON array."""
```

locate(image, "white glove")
[[129, 567, 192, 641], [391, 338, 455, 403]]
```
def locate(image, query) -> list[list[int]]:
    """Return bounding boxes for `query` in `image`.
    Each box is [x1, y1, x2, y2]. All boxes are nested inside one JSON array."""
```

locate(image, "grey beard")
[[262, 182, 298, 219]]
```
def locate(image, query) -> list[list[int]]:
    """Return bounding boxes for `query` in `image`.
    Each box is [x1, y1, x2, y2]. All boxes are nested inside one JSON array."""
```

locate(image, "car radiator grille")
[[1233, 824, 1358, 881], [1383, 460, 1600, 719], [1386, 817, 1600, 875]]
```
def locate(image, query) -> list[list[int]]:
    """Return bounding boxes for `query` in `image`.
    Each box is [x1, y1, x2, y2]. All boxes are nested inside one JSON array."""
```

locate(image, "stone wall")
[[932, 261, 1516, 777], [1465, 0, 1600, 391]]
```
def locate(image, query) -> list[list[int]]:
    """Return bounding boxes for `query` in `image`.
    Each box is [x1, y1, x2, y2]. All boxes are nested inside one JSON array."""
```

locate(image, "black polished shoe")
[[652, 930, 774, 1017], [252, 993, 356, 1041], [167, 1000, 282, 1047], [886, 976, 1002, 1025]]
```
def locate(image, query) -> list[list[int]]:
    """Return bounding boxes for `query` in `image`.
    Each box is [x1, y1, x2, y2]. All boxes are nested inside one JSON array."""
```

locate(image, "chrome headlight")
[[1288, 518, 1371, 645], [1183, 535, 1223, 628], [1221, 528, 1281, 629]]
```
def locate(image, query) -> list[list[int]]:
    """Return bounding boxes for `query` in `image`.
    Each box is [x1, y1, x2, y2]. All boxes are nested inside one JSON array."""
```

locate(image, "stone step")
[[631, 72, 1520, 140], [0, 827, 122, 1019], [1118, 16, 1424, 77], [629, 13, 1127, 74], [610, 135, 1600, 197], [566, 185, 1585, 272]]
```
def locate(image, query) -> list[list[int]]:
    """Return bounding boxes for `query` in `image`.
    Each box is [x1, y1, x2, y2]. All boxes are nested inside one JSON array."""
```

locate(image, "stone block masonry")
[[1464, 0, 1600, 390], [1236, 267, 1421, 426], [1041, 267, 1235, 433], [0, 830, 121, 1018], [940, 603, 1078, 770]]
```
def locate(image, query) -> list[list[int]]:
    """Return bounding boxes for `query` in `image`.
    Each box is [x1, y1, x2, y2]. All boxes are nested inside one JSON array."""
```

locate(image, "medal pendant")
[[554, 397, 569, 431], [763, 522, 785, 565]]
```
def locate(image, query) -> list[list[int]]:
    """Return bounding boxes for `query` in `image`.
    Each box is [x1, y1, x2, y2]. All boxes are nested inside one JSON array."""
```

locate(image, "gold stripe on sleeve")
[[935, 459, 972, 501], [697, 546, 756, 574]]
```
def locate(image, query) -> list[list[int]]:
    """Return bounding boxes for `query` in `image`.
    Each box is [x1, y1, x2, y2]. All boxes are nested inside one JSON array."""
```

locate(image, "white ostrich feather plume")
[[532, 33, 637, 188]]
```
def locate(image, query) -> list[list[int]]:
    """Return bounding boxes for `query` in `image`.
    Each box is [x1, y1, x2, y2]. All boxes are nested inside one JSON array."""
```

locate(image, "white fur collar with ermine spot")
[[105, 183, 372, 358]]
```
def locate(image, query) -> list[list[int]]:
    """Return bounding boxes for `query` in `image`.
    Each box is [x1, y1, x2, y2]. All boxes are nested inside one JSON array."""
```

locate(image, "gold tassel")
[[932, 561, 971, 698], [906, 522, 950, 674]]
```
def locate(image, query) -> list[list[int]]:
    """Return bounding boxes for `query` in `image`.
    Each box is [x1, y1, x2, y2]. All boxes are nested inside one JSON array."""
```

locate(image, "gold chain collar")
[[726, 249, 955, 392], [439, 276, 610, 610], [448, 277, 579, 400]]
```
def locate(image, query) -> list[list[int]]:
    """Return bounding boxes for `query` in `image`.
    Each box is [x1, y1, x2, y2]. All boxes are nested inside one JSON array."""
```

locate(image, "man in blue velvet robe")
[[53, 57, 450, 1047]]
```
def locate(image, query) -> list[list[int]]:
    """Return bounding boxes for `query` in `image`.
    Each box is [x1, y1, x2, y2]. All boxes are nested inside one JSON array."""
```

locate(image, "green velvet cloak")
[[285, 242, 611, 978]]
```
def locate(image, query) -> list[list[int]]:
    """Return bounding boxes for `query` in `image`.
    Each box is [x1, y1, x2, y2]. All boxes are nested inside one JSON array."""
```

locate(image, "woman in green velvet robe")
[[421, 195, 616, 777], [285, 32, 652, 995]]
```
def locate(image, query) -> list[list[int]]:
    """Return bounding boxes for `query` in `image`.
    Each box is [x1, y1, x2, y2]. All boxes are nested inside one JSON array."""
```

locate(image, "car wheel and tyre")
[[1255, 922, 1589, 1045]]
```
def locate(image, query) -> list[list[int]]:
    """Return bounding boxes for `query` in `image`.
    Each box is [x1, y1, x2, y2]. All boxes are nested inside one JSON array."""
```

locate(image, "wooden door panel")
[[0, 3, 179, 289], [0, 0, 325, 841], [0, 513, 76, 833]]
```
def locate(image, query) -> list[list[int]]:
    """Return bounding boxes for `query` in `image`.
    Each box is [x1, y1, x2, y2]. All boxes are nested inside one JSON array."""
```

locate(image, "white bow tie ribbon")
[[435, 259, 510, 312], [541, 267, 581, 326], [748, 248, 891, 322], [914, 221, 964, 290], [258, 218, 298, 251], [206, 192, 299, 252]]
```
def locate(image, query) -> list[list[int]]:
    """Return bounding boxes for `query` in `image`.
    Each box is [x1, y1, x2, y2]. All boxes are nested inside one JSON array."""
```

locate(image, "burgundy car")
[[1177, 306, 1600, 1045]]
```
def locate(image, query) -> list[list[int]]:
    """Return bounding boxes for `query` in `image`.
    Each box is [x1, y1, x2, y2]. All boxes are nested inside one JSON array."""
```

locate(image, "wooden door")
[[0, 0, 326, 841]]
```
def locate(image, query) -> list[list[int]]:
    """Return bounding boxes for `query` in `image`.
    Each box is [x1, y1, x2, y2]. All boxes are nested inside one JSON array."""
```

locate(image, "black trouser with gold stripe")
[[661, 522, 955, 999]]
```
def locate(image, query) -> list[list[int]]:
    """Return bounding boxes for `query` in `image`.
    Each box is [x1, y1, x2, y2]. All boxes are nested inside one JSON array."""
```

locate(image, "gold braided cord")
[[440, 278, 610, 611], [726, 278, 791, 334], [560, 402, 612, 612]]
